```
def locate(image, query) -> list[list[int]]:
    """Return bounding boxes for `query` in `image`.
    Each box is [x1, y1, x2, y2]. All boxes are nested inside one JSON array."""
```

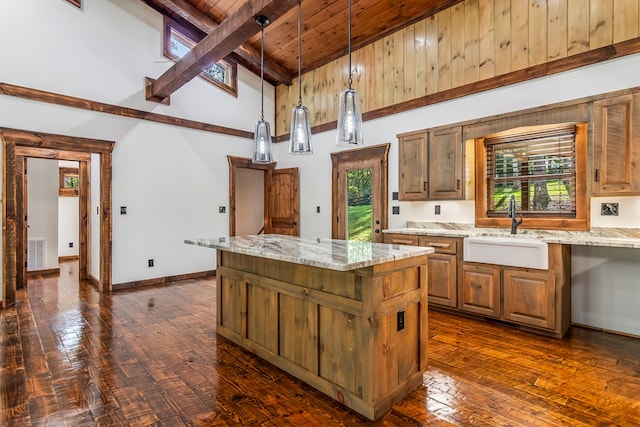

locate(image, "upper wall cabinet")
[[592, 93, 640, 196], [398, 126, 464, 201], [398, 130, 428, 200]]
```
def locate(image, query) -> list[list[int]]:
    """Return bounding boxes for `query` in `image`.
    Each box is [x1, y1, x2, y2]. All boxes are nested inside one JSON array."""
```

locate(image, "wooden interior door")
[[331, 144, 389, 243], [265, 168, 299, 236]]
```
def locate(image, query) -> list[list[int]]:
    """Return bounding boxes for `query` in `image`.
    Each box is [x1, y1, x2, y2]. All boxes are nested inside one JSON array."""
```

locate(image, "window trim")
[[163, 18, 238, 97], [475, 122, 589, 231]]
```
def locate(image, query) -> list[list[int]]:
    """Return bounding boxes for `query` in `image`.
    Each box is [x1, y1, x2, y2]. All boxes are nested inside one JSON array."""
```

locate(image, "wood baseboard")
[[87, 274, 100, 288], [112, 270, 216, 291], [27, 268, 61, 277], [59, 255, 79, 262]]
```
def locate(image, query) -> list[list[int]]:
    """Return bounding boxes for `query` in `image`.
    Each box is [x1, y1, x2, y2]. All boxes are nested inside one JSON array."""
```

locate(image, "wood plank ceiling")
[[142, 0, 461, 89]]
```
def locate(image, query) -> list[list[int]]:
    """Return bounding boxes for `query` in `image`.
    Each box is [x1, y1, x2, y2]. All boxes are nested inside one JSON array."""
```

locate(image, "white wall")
[[27, 159, 59, 271], [0, 0, 270, 291], [235, 168, 264, 236], [272, 54, 640, 337], [58, 161, 80, 258]]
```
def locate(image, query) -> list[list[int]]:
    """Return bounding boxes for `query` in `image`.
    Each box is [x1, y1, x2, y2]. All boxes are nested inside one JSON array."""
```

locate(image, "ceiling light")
[[253, 15, 274, 164], [289, 0, 312, 155], [336, 0, 363, 146]]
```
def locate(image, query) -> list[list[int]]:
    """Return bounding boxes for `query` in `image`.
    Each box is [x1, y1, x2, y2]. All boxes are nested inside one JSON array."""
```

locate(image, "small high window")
[[475, 123, 589, 231], [163, 18, 238, 97]]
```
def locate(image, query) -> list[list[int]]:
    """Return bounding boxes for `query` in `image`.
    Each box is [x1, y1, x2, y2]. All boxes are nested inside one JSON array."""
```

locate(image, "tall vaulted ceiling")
[[141, 0, 461, 89]]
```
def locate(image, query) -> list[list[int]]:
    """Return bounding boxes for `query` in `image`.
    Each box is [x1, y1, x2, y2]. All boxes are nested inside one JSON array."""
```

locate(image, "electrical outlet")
[[120, 206, 127, 215], [392, 206, 400, 215], [219, 206, 226, 214], [392, 191, 399, 200], [435, 205, 441, 215], [148, 259, 154, 267], [68, 242, 73, 248], [601, 203, 619, 216], [397, 310, 405, 331]]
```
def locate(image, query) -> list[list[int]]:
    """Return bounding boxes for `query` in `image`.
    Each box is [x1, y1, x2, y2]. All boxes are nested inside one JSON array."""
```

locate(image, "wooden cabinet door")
[[503, 269, 556, 330], [265, 168, 299, 236], [428, 126, 464, 200], [593, 93, 640, 195], [398, 131, 428, 200], [460, 263, 501, 318], [427, 253, 457, 307]]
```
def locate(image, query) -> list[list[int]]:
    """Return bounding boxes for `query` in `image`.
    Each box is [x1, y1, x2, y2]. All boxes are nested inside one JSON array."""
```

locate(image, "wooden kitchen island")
[[185, 235, 433, 420]]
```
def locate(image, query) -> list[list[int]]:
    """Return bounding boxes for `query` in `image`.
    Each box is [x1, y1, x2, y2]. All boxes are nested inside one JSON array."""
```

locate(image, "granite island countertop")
[[384, 222, 640, 249], [185, 234, 434, 271]]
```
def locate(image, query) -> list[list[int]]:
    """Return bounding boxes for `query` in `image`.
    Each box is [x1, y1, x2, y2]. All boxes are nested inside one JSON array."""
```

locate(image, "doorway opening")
[[331, 144, 390, 243], [228, 156, 300, 237], [1, 128, 114, 307]]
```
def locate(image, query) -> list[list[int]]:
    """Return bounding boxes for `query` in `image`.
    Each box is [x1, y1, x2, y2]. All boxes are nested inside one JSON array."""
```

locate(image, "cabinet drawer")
[[419, 236, 458, 254], [384, 233, 419, 246]]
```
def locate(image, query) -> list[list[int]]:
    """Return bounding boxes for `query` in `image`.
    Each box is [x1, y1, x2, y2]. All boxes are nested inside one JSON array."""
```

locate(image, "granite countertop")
[[185, 234, 434, 271], [384, 222, 640, 249]]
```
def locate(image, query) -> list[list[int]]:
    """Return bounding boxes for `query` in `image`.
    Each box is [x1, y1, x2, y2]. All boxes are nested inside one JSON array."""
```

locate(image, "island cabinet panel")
[[215, 250, 429, 420], [246, 283, 278, 353]]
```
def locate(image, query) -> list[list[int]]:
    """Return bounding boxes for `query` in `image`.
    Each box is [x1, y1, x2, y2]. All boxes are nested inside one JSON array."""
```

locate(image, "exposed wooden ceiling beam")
[[142, 0, 292, 85], [146, 0, 298, 103]]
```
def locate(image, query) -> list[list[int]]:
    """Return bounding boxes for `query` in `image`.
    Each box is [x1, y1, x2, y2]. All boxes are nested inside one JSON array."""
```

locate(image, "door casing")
[[1, 127, 114, 307], [331, 144, 390, 242]]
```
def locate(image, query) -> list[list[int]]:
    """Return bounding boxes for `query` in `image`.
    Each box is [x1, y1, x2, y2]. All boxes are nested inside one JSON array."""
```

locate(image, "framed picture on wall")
[[59, 167, 79, 197]]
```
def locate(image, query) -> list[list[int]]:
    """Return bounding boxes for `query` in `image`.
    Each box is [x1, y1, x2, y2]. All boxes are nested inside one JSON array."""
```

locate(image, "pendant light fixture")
[[289, 0, 312, 155], [336, 0, 363, 146], [253, 15, 274, 164]]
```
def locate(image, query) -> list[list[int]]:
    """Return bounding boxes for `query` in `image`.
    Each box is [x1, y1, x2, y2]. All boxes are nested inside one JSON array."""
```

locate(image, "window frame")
[[163, 17, 238, 97], [475, 122, 589, 231]]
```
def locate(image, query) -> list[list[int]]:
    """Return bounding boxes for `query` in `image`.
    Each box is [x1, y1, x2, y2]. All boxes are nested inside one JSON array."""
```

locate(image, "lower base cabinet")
[[503, 269, 556, 330], [385, 233, 571, 338], [426, 252, 458, 307], [460, 263, 501, 318], [461, 243, 569, 338]]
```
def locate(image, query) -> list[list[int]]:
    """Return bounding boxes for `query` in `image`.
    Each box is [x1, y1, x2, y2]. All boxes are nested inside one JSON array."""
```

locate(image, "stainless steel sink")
[[463, 236, 549, 270]]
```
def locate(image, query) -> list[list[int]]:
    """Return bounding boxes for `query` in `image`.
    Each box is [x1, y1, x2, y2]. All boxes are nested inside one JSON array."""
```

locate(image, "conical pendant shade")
[[252, 15, 274, 164], [253, 119, 273, 164], [289, 0, 312, 155], [336, 0, 363, 147], [336, 87, 363, 146], [289, 105, 312, 154]]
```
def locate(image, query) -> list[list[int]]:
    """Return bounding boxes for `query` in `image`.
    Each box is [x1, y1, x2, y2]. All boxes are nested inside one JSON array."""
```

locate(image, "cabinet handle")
[[456, 179, 460, 190], [594, 168, 599, 182], [423, 181, 427, 191]]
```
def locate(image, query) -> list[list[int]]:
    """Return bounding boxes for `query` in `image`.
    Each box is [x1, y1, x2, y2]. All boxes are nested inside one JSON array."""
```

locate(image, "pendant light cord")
[[260, 24, 265, 120], [297, 0, 303, 106], [347, 0, 352, 89]]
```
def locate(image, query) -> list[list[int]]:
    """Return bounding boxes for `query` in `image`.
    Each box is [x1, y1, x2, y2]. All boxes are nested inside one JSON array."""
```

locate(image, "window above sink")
[[475, 122, 590, 231]]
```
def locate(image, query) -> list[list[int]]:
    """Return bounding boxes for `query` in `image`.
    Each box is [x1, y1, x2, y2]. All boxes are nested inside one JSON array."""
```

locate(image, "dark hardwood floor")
[[1, 261, 639, 426]]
